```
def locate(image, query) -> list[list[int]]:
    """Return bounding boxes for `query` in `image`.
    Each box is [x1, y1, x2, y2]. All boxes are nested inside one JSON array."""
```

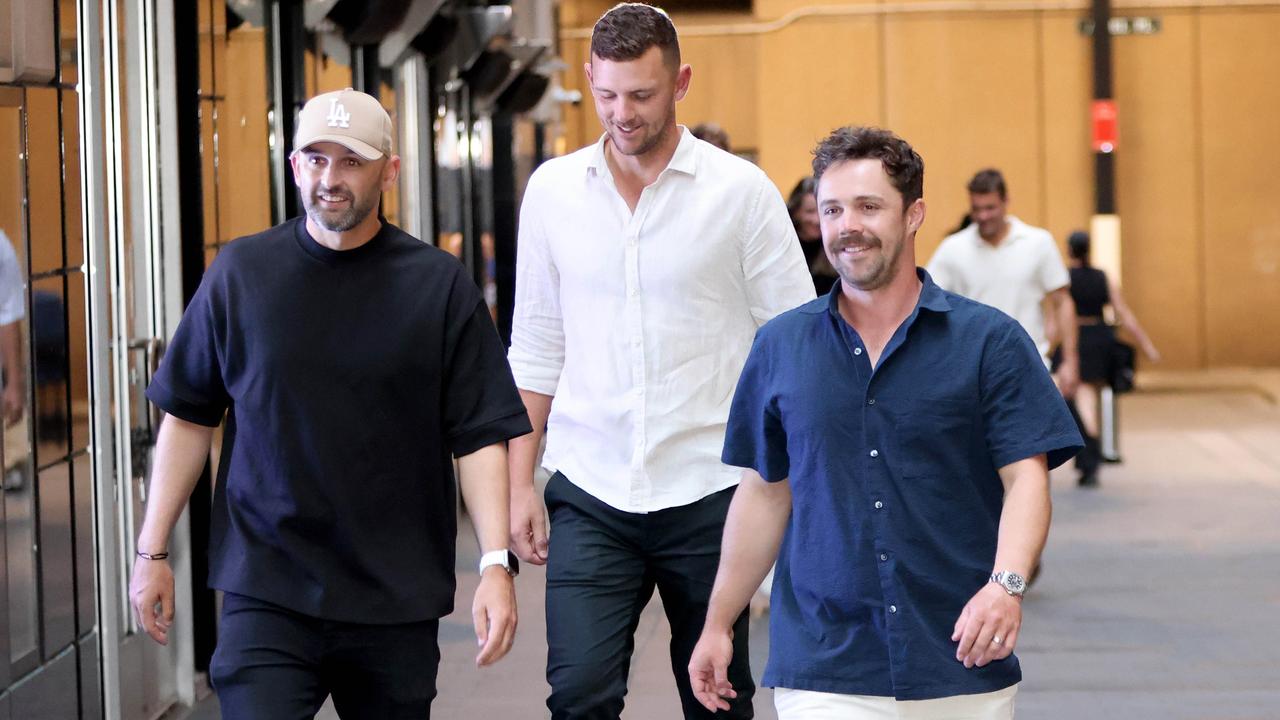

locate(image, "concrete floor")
[[188, 380, 1280, 719]]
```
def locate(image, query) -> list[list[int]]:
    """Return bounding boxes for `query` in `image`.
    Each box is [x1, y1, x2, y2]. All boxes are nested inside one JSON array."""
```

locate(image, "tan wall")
[[555, 1, 1280, 368]]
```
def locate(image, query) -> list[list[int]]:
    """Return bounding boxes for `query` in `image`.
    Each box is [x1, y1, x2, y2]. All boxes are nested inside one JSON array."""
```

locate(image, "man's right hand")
[[688, 628, 738, 713], [129, 556, 175, 645], [509, 481, 549, 565]]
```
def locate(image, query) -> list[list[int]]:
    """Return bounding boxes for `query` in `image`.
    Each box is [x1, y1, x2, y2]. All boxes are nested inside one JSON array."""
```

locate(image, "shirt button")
[[889, 605, 898, 614], [874, 501, 883, 509], [867, 398, 876, 406], [880, 553, 888, 561], [854, 347, 863, 355], [869, 449, 879, 458]]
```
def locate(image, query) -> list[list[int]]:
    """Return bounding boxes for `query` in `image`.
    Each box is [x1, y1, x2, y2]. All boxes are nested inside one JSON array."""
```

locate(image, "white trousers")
[[774, 683, 1017, 720]]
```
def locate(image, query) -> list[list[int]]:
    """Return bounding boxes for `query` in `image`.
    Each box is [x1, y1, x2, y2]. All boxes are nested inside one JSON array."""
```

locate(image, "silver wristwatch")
[[990, 570, 1026, 597]]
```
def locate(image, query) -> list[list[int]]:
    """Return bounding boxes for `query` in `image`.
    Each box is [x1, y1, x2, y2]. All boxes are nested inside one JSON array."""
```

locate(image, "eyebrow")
[[820, 194, 886, 207]]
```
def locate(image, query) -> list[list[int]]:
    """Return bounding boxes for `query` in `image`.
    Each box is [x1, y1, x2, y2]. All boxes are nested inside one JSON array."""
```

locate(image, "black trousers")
[[210, 592, 441, 720], [544, 472, 755, 719]]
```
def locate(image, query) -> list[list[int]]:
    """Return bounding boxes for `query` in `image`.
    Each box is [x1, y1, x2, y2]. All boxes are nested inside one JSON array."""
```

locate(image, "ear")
[[584, 60, 594, 87], [673, 63, 692, 102], [906, 198, 926, 235], [289, 152, 303, 187], [381, 155, 401, 191]]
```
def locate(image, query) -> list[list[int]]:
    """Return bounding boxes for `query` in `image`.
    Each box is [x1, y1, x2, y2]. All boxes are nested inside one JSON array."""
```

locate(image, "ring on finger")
[[991, 636, 1002, 645]]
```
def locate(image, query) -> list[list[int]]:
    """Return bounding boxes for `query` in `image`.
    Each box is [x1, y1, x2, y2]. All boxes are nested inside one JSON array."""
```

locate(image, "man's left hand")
[[1054, 358, 1079, 399], [951, 582, 1021, 669], [472, 567, 517, 667]]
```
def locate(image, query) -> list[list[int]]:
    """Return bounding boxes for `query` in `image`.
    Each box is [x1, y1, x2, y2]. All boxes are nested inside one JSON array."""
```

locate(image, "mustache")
[[830, 233, 880, 252]]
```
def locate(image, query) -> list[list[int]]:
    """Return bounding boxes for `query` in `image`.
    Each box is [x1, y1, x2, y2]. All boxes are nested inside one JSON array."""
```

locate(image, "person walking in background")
[[691, 121, 731, 152], [787, 176, 839, 295], [507, 4, 814, 718], [927, 169, 1080, 400], [129, 88, 531, 718], [0, 229, 25, 426], [1063, 230, 1160, 487], [689, 126, 1080, 719]]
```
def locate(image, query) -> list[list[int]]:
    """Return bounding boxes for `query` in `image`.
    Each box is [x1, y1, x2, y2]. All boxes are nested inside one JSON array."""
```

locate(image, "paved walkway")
[[189, 374, 1280, 719]]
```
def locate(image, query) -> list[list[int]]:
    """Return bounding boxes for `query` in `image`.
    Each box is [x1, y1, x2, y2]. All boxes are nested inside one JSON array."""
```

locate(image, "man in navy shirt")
[[128, 88, 531, 718], [689, 127, 1080, 718]]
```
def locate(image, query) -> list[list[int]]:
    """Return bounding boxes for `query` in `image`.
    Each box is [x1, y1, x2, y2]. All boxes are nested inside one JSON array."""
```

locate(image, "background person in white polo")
[[926, 168, 1079, 398], [506, 5, 814, 718]]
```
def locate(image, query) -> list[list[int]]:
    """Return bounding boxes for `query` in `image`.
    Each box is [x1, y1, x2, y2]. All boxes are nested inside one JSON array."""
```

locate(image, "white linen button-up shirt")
[[509, 129, 815, 512]]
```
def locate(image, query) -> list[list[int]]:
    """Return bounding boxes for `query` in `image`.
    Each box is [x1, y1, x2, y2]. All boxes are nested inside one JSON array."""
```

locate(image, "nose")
[[839, 208, 864, 236]]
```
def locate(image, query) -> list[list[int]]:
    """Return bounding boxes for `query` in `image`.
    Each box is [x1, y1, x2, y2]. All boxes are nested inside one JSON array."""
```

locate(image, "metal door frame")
[[79, 0, 193, 717]]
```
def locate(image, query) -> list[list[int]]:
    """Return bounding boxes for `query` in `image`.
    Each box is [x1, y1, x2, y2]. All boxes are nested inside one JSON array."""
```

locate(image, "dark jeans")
[[544, 472, 755, 719], [210, 592, 441, 720]]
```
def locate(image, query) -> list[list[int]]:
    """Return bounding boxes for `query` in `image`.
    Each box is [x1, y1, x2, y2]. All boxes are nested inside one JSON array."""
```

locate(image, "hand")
[[509, 481, 549, 565], [688, 628, 737, 713], [1142, 341, 1161, 364], [3, 382, 22, 425], [473, 567, 517, 667], [129, 555, 175, 645], [1054, 359, 1080, 400], [951, 582, 1021, 668]]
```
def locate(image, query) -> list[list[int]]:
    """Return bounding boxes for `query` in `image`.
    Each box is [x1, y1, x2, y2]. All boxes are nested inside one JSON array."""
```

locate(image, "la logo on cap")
[[326, 97, 352, 129]]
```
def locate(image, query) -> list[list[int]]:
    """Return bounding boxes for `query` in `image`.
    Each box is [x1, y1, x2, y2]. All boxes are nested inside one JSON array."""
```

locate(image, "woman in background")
[[1066, 230, 1161, 486], [787, 177, 838, 295]]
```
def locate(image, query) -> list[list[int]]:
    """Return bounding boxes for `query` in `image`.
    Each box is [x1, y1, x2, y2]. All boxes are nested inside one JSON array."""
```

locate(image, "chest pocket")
[[883, 396, 978, 478]]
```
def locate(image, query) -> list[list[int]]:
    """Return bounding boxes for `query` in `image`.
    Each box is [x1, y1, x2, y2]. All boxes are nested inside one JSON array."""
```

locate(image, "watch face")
[[1003, 572, 1026, 594]]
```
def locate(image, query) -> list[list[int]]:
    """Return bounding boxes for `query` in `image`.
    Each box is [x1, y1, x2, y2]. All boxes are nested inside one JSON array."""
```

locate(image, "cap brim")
[[297, 134, 385, 160]]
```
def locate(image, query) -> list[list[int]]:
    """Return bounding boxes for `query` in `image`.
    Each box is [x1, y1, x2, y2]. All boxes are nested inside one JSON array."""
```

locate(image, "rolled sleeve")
[[508, 175, 565, 395], [722, 331, 790, 481], [980, 320, 1082, 470], [740, 173, 816, 326]]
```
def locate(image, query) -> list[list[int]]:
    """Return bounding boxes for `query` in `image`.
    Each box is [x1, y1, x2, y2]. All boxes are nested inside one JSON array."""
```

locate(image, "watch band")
[[478, 549, 517, 576]]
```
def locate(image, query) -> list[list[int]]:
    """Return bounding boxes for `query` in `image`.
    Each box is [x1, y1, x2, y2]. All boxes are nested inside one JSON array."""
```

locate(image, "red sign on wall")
[[1092, 100, 1118, 153]]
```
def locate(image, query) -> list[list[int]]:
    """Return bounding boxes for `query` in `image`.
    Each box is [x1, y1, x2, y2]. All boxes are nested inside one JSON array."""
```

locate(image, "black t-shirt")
[[1069, 265, 1110, 317], [147, 218, 532, 623]]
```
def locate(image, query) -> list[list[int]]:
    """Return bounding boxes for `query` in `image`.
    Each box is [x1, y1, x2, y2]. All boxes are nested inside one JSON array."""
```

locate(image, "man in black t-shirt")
[[128, 88, 531, 718]]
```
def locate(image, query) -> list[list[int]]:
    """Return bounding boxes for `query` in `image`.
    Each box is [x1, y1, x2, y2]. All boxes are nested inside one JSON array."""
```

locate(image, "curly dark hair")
[[811, 126, 924, 208], [591, 3, 680, 69]]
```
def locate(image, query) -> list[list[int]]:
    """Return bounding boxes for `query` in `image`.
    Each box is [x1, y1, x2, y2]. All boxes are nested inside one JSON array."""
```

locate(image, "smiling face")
[[818, 158, 924, 292], [969, 190, 1008, 242], [290, 142, 397, 233], [585, 46, 690, 159]]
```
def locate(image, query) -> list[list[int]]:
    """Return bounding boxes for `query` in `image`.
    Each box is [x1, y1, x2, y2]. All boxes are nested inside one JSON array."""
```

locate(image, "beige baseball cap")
[[293, 88, 392, 160]]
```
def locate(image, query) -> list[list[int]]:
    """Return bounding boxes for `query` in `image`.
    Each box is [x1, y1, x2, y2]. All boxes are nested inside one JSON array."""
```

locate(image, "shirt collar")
[[823, 267, 953, 318], [971, 214, 1029, 248], [586, 125, 697, 178]]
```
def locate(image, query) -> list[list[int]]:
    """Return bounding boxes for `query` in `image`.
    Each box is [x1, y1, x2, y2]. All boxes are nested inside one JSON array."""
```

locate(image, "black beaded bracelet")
[[136, 550, 169, 561]]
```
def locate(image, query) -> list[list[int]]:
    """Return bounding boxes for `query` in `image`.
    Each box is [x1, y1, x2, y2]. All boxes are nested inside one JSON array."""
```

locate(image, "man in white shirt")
[[1, 229, 26, 426], [926, 169, 1079, 397], [507, 4, 813, 718]]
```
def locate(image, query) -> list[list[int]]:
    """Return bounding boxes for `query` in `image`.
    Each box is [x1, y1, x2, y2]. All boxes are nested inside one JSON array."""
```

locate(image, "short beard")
[[831, 235, 902, 292], [304, 190, 377, 232]]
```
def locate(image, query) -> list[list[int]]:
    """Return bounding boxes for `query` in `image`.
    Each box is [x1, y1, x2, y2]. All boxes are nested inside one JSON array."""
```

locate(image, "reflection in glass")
[[0, 101, 40, 666], [32, 276, 69, 462], [27, 88, 67, 277], [67, 271, 90, 452]]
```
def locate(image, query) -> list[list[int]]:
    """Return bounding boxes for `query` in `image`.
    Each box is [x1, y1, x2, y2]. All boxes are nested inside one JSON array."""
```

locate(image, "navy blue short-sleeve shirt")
[[722, 269, 1080, 700], [147, 218, 532, 624]]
